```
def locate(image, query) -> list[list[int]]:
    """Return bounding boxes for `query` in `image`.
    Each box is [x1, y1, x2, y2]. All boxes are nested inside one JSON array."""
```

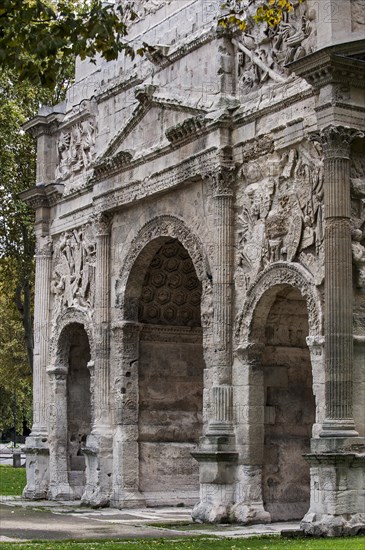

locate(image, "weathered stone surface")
[[22, 0, 365, 537]]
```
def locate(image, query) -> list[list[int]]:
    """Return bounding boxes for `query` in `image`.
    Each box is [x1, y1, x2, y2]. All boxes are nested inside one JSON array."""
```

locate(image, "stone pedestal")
[[301, 438, 365, 536], [229, 344, 270, 525]]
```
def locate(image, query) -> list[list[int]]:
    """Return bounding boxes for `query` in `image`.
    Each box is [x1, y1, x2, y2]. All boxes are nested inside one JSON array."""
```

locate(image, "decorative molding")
[[288, 39, 365, 89], [116, 215, 211, 324], [140, 325, 203, 343], [92, 147, 219, 213], [48, 308, 95, 369], [165, 115, 207, 145], [236, 262, 323, 344]]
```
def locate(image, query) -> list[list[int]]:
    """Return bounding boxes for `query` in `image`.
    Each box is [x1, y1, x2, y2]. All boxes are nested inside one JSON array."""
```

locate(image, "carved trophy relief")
[[352, 0, 365, 32], [235, 143, 324, 290], [50, 226, 96, 323], [236, 0, 316, 94], [55, 119, 96, 184]]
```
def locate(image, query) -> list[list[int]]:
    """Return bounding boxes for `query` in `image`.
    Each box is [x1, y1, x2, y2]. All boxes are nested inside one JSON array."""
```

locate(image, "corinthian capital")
[[36, 235, 53, 256], [91, 212, 112, 237], [310, 125, 364, 159], [204, 166, 236, 197]]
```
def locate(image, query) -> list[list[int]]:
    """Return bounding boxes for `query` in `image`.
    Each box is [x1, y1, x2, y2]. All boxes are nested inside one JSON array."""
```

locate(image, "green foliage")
[[0, 67, 73, 432], [0, 535, 363, 549], [0, 0, 138, 89], [220, 0, 304, 31], [0, 465, 27, 496]]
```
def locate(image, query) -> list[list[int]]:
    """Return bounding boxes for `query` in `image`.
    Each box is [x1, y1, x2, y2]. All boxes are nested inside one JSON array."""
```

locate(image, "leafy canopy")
[[0, 0, 137, 88]]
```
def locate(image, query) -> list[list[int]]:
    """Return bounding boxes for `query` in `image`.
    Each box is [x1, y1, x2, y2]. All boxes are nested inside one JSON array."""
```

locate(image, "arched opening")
[[137, 238, 204, 505], [260, 286, 315, 521], [66, 323, 91, 497]]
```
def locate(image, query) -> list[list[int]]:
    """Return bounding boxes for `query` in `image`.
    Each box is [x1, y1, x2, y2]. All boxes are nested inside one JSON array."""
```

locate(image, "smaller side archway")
[[233, 263, 324, 523], [47, 313, 94, 500]]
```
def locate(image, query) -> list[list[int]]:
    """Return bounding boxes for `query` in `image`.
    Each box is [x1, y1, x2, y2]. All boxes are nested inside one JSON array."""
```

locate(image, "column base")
[[191, 434, 238, 523], [230, 503, 271, 525], [110, 490, 146, 509], [303, 437, 365, 536], [48, 483, 74, 501], [301, 513, 365, 537], [22, 435, 49, 500], [230, 465, 271, 525], [81, 432, 113, 507], [192, 496, 232, 523], [320, 419, 359, 438]]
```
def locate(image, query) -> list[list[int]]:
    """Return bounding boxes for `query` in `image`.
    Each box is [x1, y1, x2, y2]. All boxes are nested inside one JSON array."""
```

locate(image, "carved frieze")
[[352, 0, 365, 32], [55, 118, 96, 189], [236, 0, 316, 94], [235, 142, 324, 293], [50, 225, 96, 322]]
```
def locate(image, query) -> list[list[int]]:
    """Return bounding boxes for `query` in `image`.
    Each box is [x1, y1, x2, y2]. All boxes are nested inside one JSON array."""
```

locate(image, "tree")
[[0, 0, 138, 88], [1, 1, 304, 89]]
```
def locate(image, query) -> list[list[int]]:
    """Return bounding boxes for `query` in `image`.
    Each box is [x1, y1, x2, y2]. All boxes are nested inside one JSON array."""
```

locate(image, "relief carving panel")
[[235, 142, 324, 295], [236, 0, 316, 94], [51, 225, 96, 324]]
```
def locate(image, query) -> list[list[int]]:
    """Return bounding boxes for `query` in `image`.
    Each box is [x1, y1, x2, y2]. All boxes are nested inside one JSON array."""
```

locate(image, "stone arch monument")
[[21, 0, 365, 536]]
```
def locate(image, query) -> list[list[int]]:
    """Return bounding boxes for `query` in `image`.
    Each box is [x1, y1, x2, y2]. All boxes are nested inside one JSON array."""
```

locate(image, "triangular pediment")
[[98, 97, 206, 166]]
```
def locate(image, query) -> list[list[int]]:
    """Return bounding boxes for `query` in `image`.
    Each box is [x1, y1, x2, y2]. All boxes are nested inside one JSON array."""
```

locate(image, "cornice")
[[288, 40, 365, 89], [92, 114, 229, 184], [19, 183, 65, 209], [92, 147, 220, 214], [22, 111, 64, 137]]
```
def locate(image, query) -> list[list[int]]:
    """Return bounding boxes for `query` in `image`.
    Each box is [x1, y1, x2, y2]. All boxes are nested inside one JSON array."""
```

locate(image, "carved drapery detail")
[[55, 118, 96, 182], [235, 0, 316, 94], [235, 143, 324, 293], [50, 225, 96, 323]]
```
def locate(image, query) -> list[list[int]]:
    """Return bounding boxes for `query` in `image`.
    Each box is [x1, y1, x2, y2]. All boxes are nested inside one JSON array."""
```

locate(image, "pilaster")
[[82, 212, 113, 507], [110, 322, 146, 509], [47, 366, 73, 500]]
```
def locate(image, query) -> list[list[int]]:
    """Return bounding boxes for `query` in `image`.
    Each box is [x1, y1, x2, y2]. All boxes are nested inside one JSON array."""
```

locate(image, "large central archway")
[[138, 238, 204, 504], [113, 217, 212, 508]]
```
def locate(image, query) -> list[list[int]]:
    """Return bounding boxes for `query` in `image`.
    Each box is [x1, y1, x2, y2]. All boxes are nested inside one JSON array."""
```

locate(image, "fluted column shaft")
[[207, 167, 235, 432], [93, 214, 112, 431], [32, 236, 52, 435], [311, 126, 363, 437]]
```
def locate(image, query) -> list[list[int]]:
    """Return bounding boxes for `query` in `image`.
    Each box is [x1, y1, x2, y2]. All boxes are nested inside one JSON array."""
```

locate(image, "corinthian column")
[[311, 126, 363, 437], [32, 235, 52, 435], [22, 190, 53, 500], [206, 167, 235, 434], [192, 166, 237, 523], [93, 212, 112, 431]]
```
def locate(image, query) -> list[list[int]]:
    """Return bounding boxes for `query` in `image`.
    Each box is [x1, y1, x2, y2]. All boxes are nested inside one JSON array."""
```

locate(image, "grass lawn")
[[0, 465, 26, 496], [0, 537, 364, 550]]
